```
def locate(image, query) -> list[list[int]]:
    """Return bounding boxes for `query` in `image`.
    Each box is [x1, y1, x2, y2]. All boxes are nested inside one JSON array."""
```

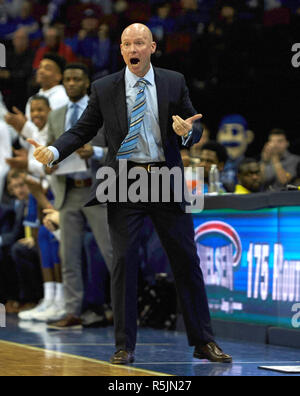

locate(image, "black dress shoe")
[[110, 350, 135, 365], [194, 342, 232, 363]]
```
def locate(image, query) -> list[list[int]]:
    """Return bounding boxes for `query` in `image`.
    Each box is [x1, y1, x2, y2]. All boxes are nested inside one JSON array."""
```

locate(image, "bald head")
[[120, 23, 156, 77], [121, 24, 153, 43]]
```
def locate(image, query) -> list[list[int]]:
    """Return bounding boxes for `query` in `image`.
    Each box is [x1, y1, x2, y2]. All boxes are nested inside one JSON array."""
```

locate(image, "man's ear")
[[246, 130, 254, 144], [151, 41, 157, 54]]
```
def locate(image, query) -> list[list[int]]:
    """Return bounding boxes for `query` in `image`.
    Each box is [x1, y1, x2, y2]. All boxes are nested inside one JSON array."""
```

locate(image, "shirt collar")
[[125, 64, 155, 88], [67, 95, 89, 111]]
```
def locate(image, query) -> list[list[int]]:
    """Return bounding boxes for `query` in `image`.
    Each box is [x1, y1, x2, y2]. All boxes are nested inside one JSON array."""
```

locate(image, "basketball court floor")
[[0, 316, 299, 376]]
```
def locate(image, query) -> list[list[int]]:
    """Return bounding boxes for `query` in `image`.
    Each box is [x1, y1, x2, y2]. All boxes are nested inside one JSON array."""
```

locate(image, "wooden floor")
[[1, 317, 300, 376], [0, 340, 167, 376]]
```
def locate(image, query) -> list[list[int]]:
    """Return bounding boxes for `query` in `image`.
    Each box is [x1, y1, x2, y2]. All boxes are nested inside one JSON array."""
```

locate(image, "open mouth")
[[130, 58, 140, 65]]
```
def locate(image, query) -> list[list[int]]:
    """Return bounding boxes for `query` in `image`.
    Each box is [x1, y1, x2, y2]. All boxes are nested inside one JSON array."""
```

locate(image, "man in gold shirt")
[[235, 158, 262, 194]]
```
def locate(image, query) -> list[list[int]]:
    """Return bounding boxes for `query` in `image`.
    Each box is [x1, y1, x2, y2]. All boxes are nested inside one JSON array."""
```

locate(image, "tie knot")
[[137, 78, 148, 89]]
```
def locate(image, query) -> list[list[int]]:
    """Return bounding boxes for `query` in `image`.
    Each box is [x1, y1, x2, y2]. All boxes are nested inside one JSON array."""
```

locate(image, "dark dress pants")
[[107, 200, 214, 352]]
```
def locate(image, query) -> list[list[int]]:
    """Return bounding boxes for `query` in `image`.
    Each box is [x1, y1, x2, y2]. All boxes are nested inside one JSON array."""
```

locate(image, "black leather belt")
[[127, 162, 167, 173], [67, 178, 92, 188]]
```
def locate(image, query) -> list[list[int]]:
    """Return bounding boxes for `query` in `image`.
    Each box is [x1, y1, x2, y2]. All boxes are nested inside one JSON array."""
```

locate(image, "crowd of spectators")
[[1, 0, 300, 329]]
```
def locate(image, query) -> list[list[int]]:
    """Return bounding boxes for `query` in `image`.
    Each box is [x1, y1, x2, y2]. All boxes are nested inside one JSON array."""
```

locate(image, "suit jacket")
[[47, 105, 108, 210], [0, 201, 25, 248], [51, 67, 203, 209]]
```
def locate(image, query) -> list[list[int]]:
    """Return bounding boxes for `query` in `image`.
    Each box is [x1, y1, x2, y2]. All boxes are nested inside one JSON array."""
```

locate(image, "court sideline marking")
[[0, 340, 171, 376]]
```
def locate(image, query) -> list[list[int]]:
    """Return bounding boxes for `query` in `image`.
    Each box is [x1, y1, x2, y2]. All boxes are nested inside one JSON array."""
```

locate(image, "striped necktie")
[[117, 78, 148, 160]]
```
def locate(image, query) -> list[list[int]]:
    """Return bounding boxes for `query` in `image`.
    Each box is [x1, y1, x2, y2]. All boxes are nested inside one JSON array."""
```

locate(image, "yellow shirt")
[[234, 184, 251, 194]]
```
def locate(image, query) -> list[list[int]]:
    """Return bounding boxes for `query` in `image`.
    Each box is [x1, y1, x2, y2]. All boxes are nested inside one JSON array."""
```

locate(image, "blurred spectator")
[[33, 26, 77, 70], [217, 114, 254, 192], [5, 95, 51, 178], [17, 179, 64, 323], [0, 0, 23, 38], [235, 157, 263, 194], [26, 53, 68, 118], [176, 0, 204, 34], [68, 9, 117, 78], [1, 170, 43, 310], [0, 119, 12, 201], [260, 128, 300, 190], [0, 202, 16, 308], [91, 23, 118, 79], [0, 27, 34, 112], [204, 3, 253, 86], [66, 8, 116, 78], [198, 141, 228, 193], [9, 0, 41, 40], [148, 2, 176, 43]]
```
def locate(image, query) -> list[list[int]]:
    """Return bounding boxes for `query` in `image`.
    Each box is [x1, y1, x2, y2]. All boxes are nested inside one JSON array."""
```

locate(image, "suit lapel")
[[56, 106, 68, 138], [112, 70, 128, 141], [154, 68, 169, 146]]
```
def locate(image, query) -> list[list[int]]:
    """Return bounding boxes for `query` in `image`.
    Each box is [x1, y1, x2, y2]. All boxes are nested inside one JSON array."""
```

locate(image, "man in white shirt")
[[25, 53, 68, 118]]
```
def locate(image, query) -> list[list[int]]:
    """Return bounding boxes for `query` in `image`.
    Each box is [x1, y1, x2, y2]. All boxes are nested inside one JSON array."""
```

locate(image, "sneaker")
[[45, 302, 66, 323], [47, 314, 83, 331], [32, 301, 66, 322], [18, 300, 53, 321], [81, 310, 107, 328]]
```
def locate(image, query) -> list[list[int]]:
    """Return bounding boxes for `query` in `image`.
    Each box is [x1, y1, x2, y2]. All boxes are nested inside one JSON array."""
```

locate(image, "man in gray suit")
[[46, 63, 113, 329]]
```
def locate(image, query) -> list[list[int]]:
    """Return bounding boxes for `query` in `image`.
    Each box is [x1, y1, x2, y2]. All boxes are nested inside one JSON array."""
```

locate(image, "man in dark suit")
[[29, 23, 232, 365]]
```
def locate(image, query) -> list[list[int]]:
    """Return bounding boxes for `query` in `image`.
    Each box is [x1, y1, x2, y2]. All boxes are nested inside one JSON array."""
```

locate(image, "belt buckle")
[[147, 164, 156, 174]]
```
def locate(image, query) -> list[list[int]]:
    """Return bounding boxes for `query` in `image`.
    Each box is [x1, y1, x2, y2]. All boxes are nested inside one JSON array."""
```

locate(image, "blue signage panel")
[[193, 207, 300, 329]]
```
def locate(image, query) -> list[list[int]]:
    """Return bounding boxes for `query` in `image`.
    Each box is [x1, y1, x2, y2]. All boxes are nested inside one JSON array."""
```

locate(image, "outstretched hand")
[[172, 114, 202, 137], [27, 139, 54, 165]]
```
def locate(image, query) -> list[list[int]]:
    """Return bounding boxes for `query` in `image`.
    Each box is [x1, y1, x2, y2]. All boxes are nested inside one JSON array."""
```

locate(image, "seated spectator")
[[0, 0, 23, 39], [185, 141, 227, 195], [198, 141, 228, 193], [260, 128, 300, 191], [175, 0, 205, 34], [91, 23, 118, 79], [33, 26, 77, 70], [148, 2, 176, 43], [69, 8, 99, 51], [26, 53, 68, 118], [5, 95, 51, 178], [235, 158, 263, 194], [10, 0, 41, 40], [0, 27, 34, 112], [0, 202, 17, 309], [0, 170, 43, 311]]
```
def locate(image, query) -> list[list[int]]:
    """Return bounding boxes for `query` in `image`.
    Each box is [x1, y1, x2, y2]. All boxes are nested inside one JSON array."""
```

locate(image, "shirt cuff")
[[92, 146, 104, 161], [182, 130, 193, 146], [47, 146, 60, 167]]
